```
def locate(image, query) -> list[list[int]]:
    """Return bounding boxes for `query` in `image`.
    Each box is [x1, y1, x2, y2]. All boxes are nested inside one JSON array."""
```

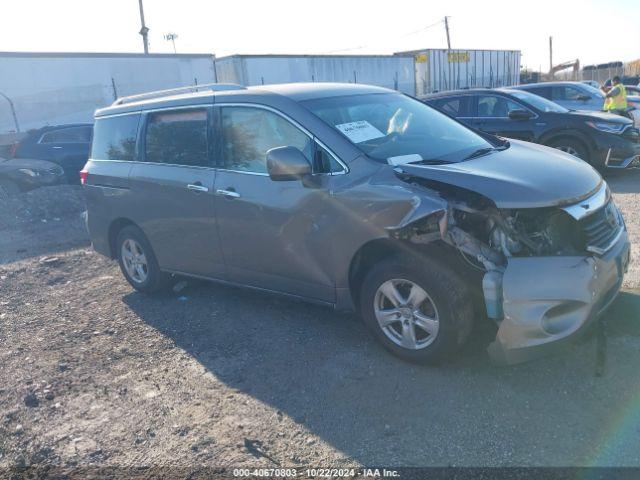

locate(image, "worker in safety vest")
[[601, 76, 628, 116]]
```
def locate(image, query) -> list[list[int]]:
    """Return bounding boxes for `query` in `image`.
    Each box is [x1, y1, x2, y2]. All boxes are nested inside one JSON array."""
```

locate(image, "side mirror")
[[508, 109, 534, 120], [266, 146, 312, 181], [577, 94, 591, 101]]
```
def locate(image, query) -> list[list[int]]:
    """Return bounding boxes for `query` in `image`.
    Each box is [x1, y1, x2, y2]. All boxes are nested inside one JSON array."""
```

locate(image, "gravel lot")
[[1, 171, 639, 471]]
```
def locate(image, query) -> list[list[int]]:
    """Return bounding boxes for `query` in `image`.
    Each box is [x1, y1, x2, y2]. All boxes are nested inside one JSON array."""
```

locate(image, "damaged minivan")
[[82, 83, 630, 365]]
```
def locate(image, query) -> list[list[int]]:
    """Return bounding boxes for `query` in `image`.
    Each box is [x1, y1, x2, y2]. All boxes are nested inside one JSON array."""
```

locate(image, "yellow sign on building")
[[415, 53, 428, 63], [448, 52, 470, 63]]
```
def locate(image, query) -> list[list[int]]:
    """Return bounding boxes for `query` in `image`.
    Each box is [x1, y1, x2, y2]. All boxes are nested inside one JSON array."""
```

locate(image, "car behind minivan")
[[82, 82, 630, 366], [424, 88, 640, 169]]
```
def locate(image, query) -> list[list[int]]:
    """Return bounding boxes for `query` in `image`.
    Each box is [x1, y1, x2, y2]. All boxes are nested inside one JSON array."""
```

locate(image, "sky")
[[1, 0, 639, 71]]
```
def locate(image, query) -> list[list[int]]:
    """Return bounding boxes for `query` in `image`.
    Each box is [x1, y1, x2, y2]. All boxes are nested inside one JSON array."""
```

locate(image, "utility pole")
[[444, 16, 451, 50], [549, 36, 553, 73], [138, 0, 150, 54]]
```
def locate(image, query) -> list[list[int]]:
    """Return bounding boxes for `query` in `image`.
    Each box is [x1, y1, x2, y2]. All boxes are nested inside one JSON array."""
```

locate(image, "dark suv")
[[424, 88, 640, 169], [82, 83, 630, 366], [12, 123, 93, 183]]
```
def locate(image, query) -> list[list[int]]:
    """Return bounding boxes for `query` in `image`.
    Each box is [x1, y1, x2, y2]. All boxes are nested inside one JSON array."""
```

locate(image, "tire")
[[359, 254, 474, 364], [548, 137, 589, 162], [0, 178, 21, 199], [115, 225, 171, 293]]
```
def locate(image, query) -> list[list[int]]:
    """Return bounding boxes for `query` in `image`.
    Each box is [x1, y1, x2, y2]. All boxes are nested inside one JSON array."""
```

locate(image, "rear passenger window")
[[41, 126, 92, 144], [431, 97, 467, 117], [145, 109, 209, 167], [525, 86, 551, 99], [221, 107, 312, 174], [91, 114, 140, 161]]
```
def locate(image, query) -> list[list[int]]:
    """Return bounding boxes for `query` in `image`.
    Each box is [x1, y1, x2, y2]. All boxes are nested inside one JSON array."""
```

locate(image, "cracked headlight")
[[586, 121, 626, 134]]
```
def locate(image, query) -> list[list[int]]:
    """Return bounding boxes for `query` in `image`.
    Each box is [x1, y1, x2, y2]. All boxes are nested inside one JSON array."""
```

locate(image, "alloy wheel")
[[555, 145, 581, 158], [121, 238, 149, 283], [373, 278, 440, 350]]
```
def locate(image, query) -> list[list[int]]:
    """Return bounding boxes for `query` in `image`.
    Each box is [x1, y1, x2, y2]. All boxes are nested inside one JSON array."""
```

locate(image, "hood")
[[567, 109, 632, 124], [396, 140, 602, 209]]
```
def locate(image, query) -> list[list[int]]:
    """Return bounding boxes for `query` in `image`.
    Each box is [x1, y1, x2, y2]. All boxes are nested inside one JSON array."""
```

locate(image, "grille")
[[579, 201, 622, 254]]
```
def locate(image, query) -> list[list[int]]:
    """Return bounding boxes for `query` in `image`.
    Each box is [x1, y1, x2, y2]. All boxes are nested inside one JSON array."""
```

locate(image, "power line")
[[323, 19, 444, 54]]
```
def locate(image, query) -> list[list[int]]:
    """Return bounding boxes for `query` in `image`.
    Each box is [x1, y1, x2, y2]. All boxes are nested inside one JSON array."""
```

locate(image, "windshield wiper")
[[464, 147, 499, 160], [411, 159, 457, 165]]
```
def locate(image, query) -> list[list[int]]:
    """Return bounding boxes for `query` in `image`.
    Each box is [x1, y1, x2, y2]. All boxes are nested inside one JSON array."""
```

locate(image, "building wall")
[[0, 52, 216, 134], [215, 55, 416, 95], [400, 49, 521, 96]]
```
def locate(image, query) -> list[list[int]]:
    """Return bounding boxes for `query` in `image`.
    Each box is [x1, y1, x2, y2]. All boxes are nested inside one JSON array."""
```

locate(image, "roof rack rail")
[[112, 82, 245, 106]]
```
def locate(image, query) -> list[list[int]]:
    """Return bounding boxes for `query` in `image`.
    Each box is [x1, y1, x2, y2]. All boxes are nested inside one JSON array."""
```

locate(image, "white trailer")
[[399, 48, 522, 96], [215, 54, 416, 95], [0, 52, 216, 134]]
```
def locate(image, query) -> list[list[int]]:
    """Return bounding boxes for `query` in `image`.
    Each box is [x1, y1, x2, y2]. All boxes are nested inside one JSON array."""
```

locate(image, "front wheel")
[[548, 137, 589, 162], [359, 255, 474, 364], [116, 225, 170, 293]]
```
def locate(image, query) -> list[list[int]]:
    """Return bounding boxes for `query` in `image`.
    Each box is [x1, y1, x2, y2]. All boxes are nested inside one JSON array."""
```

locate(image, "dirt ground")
[[1, 172, 640, 473]]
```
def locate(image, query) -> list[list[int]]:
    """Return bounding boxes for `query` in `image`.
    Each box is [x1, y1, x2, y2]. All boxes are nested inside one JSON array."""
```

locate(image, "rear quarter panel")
[[83, 159, 134, 257]]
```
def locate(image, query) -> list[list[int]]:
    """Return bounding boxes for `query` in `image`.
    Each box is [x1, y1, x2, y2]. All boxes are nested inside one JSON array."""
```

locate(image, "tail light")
[[8, 142, 18, 158], [79, 169, 89, 185]]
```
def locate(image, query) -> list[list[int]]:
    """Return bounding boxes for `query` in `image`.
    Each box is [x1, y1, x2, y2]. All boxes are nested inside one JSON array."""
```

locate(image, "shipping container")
[[0, 52, 216, 133], [214, 54, 416, 95], [398, 48, 521, 96]]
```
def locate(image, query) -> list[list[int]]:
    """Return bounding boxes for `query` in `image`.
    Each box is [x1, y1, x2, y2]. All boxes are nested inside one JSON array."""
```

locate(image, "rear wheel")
[[0, 179, 20, 199], [359, 255, 474, 364], [548, 137, 589, 162], [116, 225, 170, 293]]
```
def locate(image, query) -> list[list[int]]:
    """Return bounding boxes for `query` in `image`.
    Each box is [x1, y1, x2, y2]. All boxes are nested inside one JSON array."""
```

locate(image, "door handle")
[[187, 183, 209, 193], [216, 188, 240, 199], [52, 146, 63, 149]]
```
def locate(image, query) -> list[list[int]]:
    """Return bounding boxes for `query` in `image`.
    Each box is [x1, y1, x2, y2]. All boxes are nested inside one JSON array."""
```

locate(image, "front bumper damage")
[[486, 230, 630, 365]]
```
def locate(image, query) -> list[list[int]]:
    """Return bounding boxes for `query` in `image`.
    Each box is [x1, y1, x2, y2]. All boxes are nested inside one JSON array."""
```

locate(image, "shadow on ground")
[[123, 280, 640, 466], [607, 168, 640, 194]]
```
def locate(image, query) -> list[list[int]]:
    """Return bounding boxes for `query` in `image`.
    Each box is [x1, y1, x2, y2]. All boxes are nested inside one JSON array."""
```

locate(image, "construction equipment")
[[547, 59, 580, 80]]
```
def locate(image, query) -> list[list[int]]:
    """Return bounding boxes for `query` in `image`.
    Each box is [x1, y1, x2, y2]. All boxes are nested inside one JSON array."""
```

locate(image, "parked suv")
[[11, 123, 93, 183], [512, 81, 606, 112], [83, 83, 630, 365], [424, 88, 640, 169]]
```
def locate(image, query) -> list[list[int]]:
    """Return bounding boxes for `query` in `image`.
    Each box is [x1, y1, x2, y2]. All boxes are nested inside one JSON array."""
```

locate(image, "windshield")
[[581, 83, 605, 98], [301, 93, 493, 163], [506, 89, 569, 113]]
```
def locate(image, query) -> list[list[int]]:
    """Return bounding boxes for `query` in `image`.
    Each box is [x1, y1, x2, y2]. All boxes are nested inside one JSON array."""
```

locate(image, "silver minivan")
[[82, 82, 630, 365]]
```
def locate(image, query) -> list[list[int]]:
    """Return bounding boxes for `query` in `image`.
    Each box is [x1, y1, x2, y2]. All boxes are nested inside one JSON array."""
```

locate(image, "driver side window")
[[220, 106, 312, 174], [477, 95, 525, 118]]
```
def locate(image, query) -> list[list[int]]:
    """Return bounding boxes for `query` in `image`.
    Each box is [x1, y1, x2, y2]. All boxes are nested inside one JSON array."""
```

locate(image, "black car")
[[11, 123, 93, 183], [423, 88, 640, 169], [0, 156, 65, 198]]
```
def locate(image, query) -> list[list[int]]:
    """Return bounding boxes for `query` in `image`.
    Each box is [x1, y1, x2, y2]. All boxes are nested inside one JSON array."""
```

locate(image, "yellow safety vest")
[[605, 84, 628, 110]]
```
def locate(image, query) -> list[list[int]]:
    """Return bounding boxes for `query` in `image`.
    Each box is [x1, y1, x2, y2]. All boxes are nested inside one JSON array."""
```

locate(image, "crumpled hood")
[[396, 140, 602, 209]]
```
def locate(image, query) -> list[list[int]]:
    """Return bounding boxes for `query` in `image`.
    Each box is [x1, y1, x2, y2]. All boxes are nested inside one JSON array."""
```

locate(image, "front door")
[[212, 105, 335, 302], [128, 107, 225, 278], [472, 94, 536, 141]]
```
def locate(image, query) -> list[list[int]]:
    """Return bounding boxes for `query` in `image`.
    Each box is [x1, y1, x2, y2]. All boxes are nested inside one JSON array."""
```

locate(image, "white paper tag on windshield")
[[335, 121, 385, 144], [387, 154, 423, 166]]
